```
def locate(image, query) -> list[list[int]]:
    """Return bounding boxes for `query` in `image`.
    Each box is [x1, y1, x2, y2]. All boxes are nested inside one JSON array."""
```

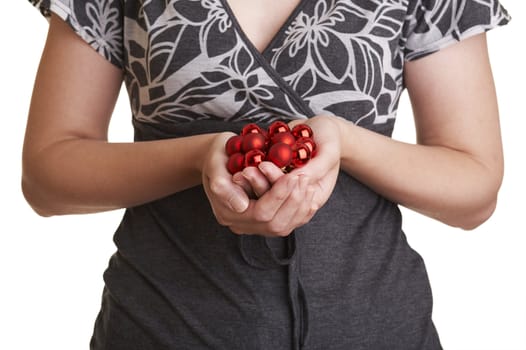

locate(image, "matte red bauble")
[[225, 135, 244, 156], [267, 142, 293, 168], [271, 131, 296, 146], [227, 153, 245, 174], [242, 133, 266, 153], [244, 149, 266, 168]]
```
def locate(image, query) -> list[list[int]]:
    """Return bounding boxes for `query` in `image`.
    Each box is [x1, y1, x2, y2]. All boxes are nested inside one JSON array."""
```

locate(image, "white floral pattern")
[[29, 1, 511, 348], [83, 0, 122, 63], [32, 0, 510, 131]]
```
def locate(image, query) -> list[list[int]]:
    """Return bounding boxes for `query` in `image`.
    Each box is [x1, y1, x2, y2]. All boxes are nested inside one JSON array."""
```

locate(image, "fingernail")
[[258, 161, 273, 175], [230, 196, 249, 213]]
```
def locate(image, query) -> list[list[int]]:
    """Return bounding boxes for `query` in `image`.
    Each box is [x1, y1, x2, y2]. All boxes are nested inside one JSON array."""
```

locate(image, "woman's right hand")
[[201, 133, 317, 237]]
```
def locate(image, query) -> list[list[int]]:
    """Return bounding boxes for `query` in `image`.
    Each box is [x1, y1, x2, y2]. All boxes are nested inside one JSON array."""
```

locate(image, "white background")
[[1, 1, 524, 349]]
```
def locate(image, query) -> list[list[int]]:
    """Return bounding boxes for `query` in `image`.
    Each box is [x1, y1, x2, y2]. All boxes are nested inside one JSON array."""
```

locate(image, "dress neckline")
[[219, 0, 309, 58]]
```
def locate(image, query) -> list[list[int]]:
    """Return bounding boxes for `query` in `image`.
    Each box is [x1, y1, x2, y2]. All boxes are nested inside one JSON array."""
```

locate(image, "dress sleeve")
[[30, 0, 124, 69], [402, 0, 510, 61]]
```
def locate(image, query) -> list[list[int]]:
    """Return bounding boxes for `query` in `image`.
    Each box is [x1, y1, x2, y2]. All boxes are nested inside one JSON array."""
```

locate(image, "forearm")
[[337, 118, 502, 229], [22, 134, 217, 216]]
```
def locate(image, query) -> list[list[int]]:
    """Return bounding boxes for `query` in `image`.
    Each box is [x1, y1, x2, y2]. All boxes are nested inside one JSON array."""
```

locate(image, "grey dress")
[[31, 0, 510, 349]]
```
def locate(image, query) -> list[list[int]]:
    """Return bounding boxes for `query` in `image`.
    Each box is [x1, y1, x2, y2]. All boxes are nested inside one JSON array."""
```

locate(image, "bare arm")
[[23, 15, 315, 237], [337, 33, 503, 229], [22, 15, 217, 216], [209, 33, 503, 231]]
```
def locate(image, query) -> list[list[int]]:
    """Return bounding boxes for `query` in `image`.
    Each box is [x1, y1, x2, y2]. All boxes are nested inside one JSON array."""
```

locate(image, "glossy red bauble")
[[244, 149, 266, 168], [267, 142, 293, 168], [292, 142, 311, 168], [225, 121, 316, 174], [242, 133, 266, 153], [241, 123, 264, 136], [227, 152, 245, 174], [292, 124, 313, 139], [296, 137, 317, 154], [268, 121, 290, 137], [225, 135, 244, 156]]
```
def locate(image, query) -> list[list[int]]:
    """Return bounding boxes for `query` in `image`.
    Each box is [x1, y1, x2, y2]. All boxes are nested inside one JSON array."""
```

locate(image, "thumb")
[[258, 161, 286, 185], [226, 185, 250, 213]]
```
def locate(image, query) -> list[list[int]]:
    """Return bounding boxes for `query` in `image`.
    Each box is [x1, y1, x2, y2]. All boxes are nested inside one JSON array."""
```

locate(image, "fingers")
[[258, 161, 286, 184], [232, 172, 255, 197], [226, 175, 298, 234], [266, 175, 317, 234], [227, 174, 318, 237], [204, 125, 337, 236], [202, 133, 251, 214], [253, 175, 298, 222], [240, 166, 272, 198], [206, 175, 249, 213], [231, 161, 284, 199]]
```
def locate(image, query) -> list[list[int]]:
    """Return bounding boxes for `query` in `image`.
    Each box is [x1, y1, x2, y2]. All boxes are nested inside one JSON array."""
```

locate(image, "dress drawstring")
[[239, 232, 309, 349]]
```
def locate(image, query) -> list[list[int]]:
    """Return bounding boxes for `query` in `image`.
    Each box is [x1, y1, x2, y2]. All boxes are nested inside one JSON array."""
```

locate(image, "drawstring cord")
[[239, 232, 309, 348]]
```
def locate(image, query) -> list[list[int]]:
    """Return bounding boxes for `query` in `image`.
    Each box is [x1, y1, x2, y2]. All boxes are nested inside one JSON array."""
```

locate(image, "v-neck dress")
[[32, 0, 510, 349]]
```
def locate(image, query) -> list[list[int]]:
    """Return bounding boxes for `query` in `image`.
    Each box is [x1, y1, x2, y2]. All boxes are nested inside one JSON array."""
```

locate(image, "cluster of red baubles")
[[225, 121, 317, 174]]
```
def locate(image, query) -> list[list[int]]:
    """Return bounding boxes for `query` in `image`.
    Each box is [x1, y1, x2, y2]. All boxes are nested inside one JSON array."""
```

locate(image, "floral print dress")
[[31, 0, 509, 349]]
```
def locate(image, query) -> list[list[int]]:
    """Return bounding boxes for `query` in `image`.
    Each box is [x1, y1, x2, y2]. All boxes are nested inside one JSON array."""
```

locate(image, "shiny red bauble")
[[267, 121, 290, 137], [225, 120, 317, 174], [292, 142, 311, 168], [241, 123, 264, 136], [244, 149, 265, 168], [292, 124, 313, 139], [296, 136, 317, 155]]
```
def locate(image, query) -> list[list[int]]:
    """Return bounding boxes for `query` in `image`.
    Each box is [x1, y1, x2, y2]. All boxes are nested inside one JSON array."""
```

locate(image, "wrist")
[[196, 132, 234, 176], [332, 116, 354, 165]]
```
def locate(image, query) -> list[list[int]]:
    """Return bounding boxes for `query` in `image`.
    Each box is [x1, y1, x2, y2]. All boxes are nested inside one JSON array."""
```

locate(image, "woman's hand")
[[227, 115, 344, 222], [202, 133, 317, 237], [287, 115, 343, 210]]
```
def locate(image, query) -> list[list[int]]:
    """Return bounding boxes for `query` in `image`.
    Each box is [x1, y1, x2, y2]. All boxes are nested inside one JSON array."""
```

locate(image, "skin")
[[22, 1, 503, 236]]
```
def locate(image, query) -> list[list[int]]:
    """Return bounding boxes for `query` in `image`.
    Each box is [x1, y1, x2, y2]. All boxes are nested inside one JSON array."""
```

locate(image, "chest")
[[225, 0, 302, 52], [124, 0, 408, 130]]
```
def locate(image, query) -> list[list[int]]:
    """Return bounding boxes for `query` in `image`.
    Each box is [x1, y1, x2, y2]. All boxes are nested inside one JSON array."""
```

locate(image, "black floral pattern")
[[29, 2, 511, 348], [32, 0, 509, 134]]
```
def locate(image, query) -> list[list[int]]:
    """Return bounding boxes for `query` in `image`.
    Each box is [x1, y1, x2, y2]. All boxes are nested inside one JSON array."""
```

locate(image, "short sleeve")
[[30, 0, 124, 69], [402, 0, 511, 61]]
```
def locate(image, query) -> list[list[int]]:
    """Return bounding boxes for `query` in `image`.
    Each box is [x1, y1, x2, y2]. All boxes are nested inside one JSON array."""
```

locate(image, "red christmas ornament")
[[267, 121, 290, 138], [241, 133, 266, 153], [225, 135, 244, 156], [271, 131, 296, 146], [292, 124, 313, 139], [244, 149, 266, 168], [296, 137, 317, 154], [292, 142, 311, 168], [241, 123, 264, 136], [267, 142, 293, 168], [225, 122, 316, 174], [227, 153, 245, 174]]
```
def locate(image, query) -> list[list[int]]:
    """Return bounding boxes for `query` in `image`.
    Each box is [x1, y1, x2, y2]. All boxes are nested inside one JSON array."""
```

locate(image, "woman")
[[25, 0, 509, 348]]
